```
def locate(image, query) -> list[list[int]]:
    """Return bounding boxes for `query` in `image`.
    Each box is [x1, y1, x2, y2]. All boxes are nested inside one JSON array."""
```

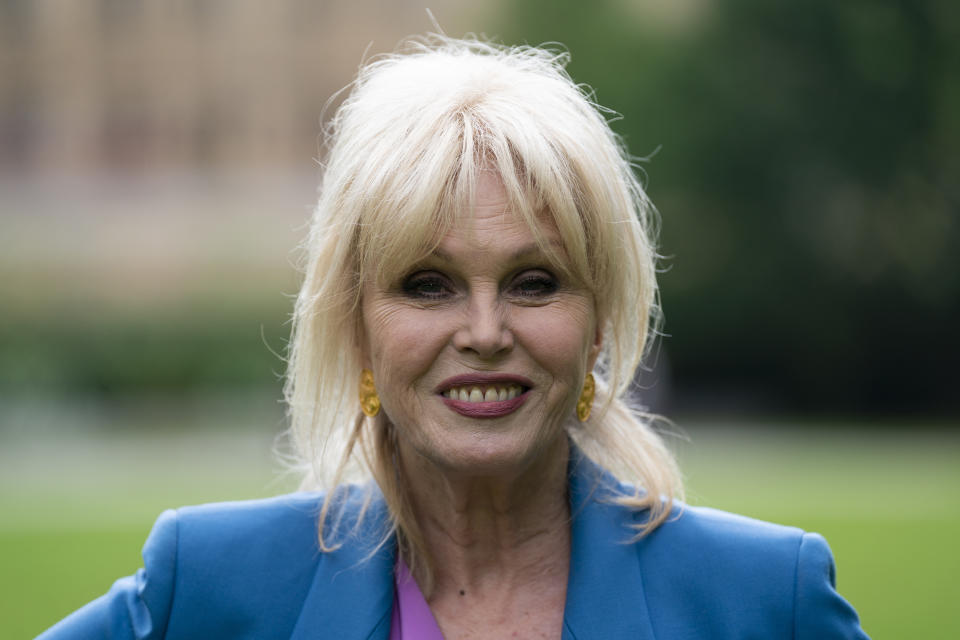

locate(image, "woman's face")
[[360, 172, 602, 476]]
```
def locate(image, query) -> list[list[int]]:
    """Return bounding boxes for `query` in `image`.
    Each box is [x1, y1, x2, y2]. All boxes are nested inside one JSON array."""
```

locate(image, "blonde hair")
[[284, 34, 682, 592]]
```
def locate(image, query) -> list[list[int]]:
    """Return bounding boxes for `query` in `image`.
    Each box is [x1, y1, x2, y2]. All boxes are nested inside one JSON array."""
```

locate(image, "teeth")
[[444, 384, 524, 403]]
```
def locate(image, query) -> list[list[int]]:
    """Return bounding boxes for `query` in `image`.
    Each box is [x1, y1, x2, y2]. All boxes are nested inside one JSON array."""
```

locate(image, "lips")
[[436, 373, 533, 418]]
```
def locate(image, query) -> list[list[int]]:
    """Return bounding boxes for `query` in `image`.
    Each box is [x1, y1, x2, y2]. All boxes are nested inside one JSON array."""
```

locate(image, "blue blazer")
[[38, 454, 868, 639]]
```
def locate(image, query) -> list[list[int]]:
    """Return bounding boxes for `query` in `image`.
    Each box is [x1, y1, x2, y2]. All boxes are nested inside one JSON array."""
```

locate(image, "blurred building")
[[0, 0, 493, 174]]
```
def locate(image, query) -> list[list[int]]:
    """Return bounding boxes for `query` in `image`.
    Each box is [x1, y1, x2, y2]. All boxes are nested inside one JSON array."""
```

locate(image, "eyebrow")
[[429, 240, 565, 264]]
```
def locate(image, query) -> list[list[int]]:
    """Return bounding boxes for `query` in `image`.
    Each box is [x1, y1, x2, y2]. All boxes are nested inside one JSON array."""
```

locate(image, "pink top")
[[390, 558, 445, 639]]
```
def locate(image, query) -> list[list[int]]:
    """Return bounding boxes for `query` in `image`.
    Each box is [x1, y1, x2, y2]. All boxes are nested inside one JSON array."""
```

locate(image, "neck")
[[397, 434, 571, 599]]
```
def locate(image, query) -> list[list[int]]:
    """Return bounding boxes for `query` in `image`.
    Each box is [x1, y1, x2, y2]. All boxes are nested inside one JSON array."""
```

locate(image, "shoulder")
[[567, 456, 867, 638], [38, 487, 391, 640], [166, 486, 391, 635], [171, 490, 325, 548], [154, 486, 383, 638], [165, 484, 384, 584], [611, 500, 811, 604], [576, 453, 821, 593], [169, 483, 379, 551], [632, 504, 868, 638], [166, 490, 326, 565], [649, 502, 805, 557], [639, 503, 808, 593], [135, 492, 324, 638]]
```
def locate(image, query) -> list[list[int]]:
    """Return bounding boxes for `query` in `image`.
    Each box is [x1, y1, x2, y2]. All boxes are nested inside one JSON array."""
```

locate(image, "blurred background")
[[1, 1, 957, 637]]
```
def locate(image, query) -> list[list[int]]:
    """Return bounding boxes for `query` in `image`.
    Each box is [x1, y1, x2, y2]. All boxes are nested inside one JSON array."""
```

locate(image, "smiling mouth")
[[441, 384, 527, 403], [436, 376, 532, 418]]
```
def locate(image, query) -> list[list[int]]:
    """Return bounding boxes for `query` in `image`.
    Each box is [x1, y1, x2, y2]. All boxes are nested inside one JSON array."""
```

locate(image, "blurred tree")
[[0, 304, 289, 396], [497, 0, 959, 415]]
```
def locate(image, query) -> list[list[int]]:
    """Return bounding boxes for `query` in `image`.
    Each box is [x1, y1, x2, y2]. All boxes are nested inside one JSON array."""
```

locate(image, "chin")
[[414, 427, 566, 478]]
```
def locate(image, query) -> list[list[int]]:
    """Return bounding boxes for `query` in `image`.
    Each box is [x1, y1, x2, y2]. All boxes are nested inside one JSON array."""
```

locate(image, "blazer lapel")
[[562, 451, 656, 640], [290, 485, 396, 640]]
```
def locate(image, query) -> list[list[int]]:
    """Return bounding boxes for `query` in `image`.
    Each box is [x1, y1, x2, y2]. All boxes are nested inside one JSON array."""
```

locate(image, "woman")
[[40, 35, 868, 639]]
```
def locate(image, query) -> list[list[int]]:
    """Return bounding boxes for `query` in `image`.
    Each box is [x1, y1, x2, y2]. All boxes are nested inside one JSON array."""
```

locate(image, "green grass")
[[2, 529, 149, 634], [801, 517, 958, 639], [2, 420, 957, 638]]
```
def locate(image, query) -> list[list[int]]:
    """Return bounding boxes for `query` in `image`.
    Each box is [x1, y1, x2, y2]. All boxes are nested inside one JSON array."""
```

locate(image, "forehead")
[[435, 172, 564, 259]]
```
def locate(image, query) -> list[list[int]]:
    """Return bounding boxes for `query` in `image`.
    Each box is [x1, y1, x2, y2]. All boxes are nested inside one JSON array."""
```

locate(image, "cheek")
[[363, 301, 449, 391], [514, 301, 596, 380]]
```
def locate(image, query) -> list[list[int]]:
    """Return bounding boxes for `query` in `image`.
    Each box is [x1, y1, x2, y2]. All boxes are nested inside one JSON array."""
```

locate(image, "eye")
[[509, 270, 558, 298], [402, 271, 454, 300]]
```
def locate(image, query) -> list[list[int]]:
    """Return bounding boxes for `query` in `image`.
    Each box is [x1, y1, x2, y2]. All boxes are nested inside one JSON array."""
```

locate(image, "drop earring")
[[576, 373, 595, 422], [359, 368, 381, 417]]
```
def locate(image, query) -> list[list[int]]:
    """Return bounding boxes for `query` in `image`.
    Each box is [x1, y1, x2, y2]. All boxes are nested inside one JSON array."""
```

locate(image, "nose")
[[452, 289, 514, 359]]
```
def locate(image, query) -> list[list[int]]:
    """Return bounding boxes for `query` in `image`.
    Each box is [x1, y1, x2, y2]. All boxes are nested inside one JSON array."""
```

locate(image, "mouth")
[[436, 374, 533, 418]]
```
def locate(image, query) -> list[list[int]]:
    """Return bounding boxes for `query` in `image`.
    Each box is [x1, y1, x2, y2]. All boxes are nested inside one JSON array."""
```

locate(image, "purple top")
[[390, 558, 446, 640]]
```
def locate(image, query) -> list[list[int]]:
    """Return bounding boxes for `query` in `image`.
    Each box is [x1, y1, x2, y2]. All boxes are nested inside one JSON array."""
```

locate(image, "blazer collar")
[[289, 449, 655, 640], [289, 485, 396, 640], [562, 449, 656, 639]]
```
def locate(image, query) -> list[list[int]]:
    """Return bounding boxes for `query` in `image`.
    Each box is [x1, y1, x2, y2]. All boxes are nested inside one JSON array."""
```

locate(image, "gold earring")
[[576, 373, 595, 422], [359, 368, 381, 417]]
